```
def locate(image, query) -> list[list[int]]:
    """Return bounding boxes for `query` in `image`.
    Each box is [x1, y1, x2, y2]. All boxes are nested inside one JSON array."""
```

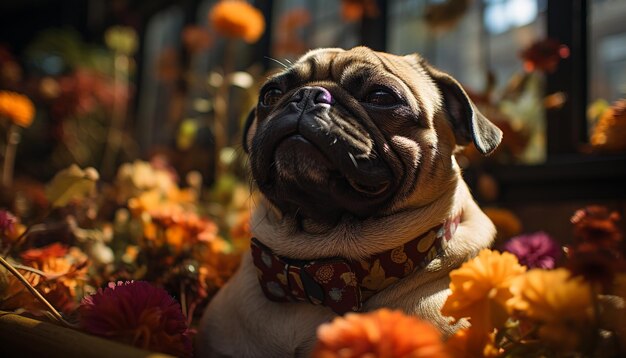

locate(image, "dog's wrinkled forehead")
[[270, 47, 442, 120]]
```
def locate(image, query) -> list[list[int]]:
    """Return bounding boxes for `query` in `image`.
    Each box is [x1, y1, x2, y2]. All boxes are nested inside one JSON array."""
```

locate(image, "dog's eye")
[[365, 89, 398, 106], [261, 88, 283, 106]]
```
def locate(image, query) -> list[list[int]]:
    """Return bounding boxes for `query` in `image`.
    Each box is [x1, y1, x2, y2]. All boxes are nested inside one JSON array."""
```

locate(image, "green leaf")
[[45, 164, 100, 208]]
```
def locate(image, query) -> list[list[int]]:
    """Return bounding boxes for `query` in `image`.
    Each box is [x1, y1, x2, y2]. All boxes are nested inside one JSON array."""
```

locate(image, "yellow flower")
[[507, 268, 592, 351], [441, 249, 526, 332], [104, 26, 138, 55], [0, 91, 35, 127], [590, 98, 626, 152], [313, 308, 448, 358], [209, 0, 265, 43]]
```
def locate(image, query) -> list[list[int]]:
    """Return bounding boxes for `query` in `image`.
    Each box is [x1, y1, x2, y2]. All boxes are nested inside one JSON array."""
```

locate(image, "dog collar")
[[250, 214, 461, 315]]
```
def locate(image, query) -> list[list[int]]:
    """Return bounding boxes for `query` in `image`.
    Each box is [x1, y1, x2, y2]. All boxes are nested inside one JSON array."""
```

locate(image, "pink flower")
[[79, 281, 192, 357], [0, 209, 17, 234], [503, 232, 561, 269]]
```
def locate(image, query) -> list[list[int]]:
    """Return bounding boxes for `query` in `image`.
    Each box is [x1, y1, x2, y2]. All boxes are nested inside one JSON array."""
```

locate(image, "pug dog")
[[198, 46, 502, 357]]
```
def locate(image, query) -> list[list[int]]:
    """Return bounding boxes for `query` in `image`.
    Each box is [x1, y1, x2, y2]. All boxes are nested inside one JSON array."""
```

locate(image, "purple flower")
[[79, 281, 192, 357], [0, 209, 17, 234], [503, 231, 561, 269]]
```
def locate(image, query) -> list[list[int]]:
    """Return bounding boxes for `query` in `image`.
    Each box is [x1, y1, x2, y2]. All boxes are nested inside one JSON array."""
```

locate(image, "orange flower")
[[21, 243, 87, 298], [0, 91, 35, 127], [21, 243, 69, 265], [341, 0, 379, 22], [209, 0, 265, 43], [508, 268, 592, 351], [165, 224, 188, 250], [36, 256, 87, 297], [441, 249, 526, 333], [312, 308, 448, 358], [445, 328, 499, 358]]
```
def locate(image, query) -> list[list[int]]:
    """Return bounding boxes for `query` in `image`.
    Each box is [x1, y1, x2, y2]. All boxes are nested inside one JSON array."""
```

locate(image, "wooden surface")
[[0, 311, 175, 358]]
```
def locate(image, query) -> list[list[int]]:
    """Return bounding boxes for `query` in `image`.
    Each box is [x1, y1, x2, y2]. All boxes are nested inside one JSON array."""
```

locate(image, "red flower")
[[21, 243, 69, 265], [79, 281, 192, 357], [567, 206, 625, 290], [520, 38, 570, 73], [570, 206, 623, 250], [566, 243, 624, 291]]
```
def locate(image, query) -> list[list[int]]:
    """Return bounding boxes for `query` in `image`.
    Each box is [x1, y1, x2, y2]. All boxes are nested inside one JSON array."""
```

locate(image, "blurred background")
[[1, 0, 625, 240]]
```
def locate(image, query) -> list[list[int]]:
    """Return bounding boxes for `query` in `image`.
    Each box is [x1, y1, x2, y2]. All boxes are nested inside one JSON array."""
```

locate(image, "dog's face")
[[243, 47, 501, 225]]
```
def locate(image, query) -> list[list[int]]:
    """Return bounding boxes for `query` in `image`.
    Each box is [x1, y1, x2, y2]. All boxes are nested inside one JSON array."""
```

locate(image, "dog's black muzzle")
[[250, 86, 396, 223]]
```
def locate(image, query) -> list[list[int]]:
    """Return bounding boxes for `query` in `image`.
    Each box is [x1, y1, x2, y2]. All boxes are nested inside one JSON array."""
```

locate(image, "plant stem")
[[180, 281, 187, 318], [101, 52, 129, 179], [214, 39, 236, 179], [0, 255, 76, 328], [10, 264, 48, 277], [2, 124, 20, 187]]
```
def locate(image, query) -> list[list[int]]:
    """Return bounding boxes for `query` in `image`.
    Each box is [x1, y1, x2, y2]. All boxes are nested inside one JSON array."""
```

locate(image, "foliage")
[[0, 159, 252, 355]]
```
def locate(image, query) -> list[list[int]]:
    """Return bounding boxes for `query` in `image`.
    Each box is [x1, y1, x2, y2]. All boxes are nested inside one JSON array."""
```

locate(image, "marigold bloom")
[[209, 0, 265, 43], [441, 249, 526, 332], [503, 231, 561, 269], [445, 328, 499, 358], [0, 91, 35, 127], [79, 281, 192, 357], [508, 268, 592, 351], [312, 308, 448, 358]]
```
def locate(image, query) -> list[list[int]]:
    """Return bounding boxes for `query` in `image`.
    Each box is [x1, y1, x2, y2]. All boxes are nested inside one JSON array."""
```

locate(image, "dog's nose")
[[291, 86, 334, 106], [313, 87, 333, 104]]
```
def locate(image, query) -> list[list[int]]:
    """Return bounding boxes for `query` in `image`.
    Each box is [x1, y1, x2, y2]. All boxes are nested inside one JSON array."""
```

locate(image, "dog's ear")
[[421, 61, 502, 155], [242, 109, 256, 153]]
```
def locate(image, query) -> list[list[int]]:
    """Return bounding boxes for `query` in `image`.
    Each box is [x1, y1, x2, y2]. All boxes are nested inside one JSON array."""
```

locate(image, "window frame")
[[148, 0, 625, 204]]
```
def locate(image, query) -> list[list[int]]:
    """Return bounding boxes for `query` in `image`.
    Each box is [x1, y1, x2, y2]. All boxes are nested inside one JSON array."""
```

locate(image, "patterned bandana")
[[251, 214, 461, 315]]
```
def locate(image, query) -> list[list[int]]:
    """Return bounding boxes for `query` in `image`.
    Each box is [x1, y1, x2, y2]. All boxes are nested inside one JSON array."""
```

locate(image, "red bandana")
[[251, 215, 461, 315]]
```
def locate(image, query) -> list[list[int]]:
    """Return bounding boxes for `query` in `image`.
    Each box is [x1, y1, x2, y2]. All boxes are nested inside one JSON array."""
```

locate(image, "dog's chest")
[[200, 254, 336, 357]]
